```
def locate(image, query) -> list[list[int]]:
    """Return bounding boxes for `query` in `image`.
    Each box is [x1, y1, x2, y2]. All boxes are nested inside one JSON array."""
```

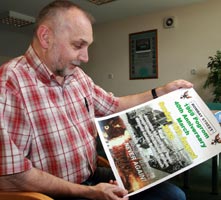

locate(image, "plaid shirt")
[[0, 46, 119, 183]]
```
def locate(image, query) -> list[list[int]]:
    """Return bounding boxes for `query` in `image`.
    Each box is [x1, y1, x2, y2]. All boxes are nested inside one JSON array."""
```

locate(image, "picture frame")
[[129, 29, 158, 79]]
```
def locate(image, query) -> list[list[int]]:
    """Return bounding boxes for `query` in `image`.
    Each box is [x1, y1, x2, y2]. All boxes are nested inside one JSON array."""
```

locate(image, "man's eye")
[[74, 44, 82, 49]]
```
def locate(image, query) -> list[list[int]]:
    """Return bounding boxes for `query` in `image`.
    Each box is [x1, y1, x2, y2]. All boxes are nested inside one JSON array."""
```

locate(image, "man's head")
[[33, 0, 94, 77]]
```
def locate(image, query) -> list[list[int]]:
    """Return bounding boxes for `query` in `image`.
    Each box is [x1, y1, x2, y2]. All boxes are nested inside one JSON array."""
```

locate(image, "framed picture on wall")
[[129, 29, 158, 79]]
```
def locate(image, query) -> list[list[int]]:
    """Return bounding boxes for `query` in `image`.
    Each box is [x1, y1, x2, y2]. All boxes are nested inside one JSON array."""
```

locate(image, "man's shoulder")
[[0, 55, 28, 88], [0, 56, 26, 73]]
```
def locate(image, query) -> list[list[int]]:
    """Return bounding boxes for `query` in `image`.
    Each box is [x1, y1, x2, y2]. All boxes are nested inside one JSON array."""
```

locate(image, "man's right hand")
[[89, 182, 129, 200]]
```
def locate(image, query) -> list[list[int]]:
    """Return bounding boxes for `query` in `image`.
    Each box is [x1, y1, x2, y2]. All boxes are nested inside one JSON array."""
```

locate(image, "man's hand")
[[109, 180, 118, 185], [89, 183, 128, 200], [158, 79, 193, 95]]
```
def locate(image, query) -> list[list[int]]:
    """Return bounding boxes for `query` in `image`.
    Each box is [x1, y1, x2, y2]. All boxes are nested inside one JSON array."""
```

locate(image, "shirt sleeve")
[[93, 84, 119, 117], [0, 87, 32, 175]]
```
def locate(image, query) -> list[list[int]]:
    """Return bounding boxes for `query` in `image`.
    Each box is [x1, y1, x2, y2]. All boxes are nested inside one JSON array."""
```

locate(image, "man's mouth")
[[71, 61, 81, 67]]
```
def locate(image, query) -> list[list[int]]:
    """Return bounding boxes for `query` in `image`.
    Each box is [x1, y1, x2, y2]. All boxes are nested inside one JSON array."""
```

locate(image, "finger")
[[109, 180, 118, 185], [113, 187, 128, 198]]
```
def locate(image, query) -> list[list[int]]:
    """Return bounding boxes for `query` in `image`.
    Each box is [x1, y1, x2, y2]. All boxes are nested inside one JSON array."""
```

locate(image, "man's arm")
[[0, 168, 128, 200], [116, 79, 193, 112]]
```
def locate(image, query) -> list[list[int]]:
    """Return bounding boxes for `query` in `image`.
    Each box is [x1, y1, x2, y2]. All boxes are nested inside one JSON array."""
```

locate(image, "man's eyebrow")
[[80, 39, 93, 46], [71, 37, 93, 47]]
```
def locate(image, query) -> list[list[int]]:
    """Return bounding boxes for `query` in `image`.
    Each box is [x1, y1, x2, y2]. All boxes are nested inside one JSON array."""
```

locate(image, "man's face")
[[47, 9, 93, 77]]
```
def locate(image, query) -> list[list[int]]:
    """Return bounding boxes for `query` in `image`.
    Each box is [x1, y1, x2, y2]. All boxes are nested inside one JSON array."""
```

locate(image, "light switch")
[[108, 73, 114, 79]]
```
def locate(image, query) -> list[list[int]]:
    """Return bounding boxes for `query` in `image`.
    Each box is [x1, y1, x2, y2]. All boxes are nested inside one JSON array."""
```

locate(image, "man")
[[0, 1, 193, 200]]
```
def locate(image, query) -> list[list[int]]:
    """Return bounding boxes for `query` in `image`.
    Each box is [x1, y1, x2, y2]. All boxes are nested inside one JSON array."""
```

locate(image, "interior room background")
[[0, 0, 220, 102]]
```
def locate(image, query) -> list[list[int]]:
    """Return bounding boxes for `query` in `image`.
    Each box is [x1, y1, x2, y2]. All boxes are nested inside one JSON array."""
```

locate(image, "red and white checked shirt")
[[0, 45, 119, 183]]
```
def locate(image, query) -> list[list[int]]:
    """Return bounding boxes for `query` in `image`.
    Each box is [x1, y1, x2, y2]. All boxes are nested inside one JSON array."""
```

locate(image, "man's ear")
[[36, 25, 51, 49]]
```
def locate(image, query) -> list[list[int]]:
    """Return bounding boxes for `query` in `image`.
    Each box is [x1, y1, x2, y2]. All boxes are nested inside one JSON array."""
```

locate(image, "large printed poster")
[[95, 88, 221, 196]]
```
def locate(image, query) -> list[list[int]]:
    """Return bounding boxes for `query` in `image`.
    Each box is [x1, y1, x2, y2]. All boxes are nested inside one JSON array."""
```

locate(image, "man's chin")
[[55, 66, 77, 77], [65, 68, 76, 76], [70, 65, 77, 70]]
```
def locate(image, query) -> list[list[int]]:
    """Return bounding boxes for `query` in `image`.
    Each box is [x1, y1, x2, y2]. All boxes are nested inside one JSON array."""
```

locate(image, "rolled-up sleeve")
[[93, 84, 119, 117]]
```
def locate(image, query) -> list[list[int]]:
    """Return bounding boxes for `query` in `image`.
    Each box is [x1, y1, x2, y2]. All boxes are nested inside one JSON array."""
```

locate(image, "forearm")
[[116, 79, 193, 112], [0, 168, 93, 198], [116, 86, 171, 112]]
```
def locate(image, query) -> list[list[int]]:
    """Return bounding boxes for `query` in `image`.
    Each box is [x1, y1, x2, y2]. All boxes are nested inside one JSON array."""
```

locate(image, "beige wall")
[[83, 0, 221, 102]]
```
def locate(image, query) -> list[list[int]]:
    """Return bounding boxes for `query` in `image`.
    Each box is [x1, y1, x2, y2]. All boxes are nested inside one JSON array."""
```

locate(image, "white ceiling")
[[0, 0, 207, 24]]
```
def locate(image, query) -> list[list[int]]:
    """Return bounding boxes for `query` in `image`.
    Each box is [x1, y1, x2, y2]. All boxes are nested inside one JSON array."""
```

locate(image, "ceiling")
[[0, 0, 207, 24]]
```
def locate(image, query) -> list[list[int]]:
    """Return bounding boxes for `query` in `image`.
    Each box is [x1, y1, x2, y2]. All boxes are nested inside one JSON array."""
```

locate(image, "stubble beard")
[[54, 60, 81, 77]]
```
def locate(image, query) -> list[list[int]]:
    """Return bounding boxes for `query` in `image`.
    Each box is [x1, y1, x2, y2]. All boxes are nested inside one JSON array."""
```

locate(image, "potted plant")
[[203, 50, 221, 102]]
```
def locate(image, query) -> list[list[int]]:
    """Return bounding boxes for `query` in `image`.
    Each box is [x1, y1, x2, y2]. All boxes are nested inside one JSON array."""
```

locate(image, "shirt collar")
[[25, 45, 59, 84]]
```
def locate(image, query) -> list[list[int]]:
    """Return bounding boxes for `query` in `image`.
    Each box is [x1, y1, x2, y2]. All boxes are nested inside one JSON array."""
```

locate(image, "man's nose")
[[79, 48, 89, 63]]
